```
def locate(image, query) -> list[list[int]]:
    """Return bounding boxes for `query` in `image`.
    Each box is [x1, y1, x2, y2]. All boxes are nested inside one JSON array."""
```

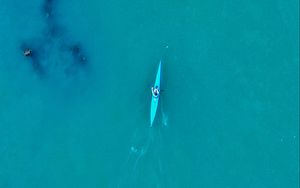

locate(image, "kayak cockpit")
[[151, 86, 160, 98]]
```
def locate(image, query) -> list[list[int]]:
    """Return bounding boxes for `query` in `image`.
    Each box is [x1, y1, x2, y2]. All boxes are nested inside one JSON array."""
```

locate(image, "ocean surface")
[[0, 0, 299, 187]]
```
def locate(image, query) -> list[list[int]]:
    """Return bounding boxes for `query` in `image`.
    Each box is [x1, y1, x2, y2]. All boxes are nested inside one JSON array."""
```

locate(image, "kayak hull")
[[150, 61, 162, 127]]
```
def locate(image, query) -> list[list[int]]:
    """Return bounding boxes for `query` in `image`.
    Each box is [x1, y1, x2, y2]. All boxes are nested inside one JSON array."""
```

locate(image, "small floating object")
[[150, 60, 162, 127], [23, 49, 32, 57]]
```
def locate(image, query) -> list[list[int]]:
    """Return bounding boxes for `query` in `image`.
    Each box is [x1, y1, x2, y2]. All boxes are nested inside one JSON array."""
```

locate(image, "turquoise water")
[[0, 0, 299, 187]]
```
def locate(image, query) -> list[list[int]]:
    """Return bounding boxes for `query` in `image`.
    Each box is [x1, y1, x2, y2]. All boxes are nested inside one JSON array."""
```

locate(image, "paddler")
[[151, 86, 160, 98], [23, 49, 32, 57]]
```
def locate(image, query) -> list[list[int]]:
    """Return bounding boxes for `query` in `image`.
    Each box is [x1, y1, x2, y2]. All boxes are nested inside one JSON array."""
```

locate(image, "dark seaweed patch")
[[20, 0, 89, 80], [70, 44, 88, 65], [42, 0, 55, 20], [45, 23, 64, 38], [62, 44, 88, 77]]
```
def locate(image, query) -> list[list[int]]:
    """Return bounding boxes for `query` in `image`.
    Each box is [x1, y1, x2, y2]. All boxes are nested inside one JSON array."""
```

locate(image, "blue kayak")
[[150, 60, 162, 127]]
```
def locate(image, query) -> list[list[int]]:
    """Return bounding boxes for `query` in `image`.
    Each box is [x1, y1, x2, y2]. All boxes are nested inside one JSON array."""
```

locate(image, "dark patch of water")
[[21, 0, 89, 80]]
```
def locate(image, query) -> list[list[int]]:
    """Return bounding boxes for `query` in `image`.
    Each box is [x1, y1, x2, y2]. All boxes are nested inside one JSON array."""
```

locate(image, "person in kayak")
[[151, 86, 160, 97]]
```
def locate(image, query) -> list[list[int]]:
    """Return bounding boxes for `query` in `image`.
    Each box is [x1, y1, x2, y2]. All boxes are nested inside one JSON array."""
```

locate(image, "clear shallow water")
[[0, 0, 299, 187]]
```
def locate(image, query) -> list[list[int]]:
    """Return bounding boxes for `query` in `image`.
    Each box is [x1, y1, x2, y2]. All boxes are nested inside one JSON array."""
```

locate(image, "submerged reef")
[[21, 0, 88, 79]]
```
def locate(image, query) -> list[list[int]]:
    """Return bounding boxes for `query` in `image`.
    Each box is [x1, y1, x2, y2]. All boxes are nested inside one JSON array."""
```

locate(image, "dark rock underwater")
[[21, 0, 88, 79]]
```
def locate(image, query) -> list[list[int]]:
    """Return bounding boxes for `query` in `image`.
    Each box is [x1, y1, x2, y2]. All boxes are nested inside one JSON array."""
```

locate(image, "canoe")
[[150, 60, 162, 127]]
